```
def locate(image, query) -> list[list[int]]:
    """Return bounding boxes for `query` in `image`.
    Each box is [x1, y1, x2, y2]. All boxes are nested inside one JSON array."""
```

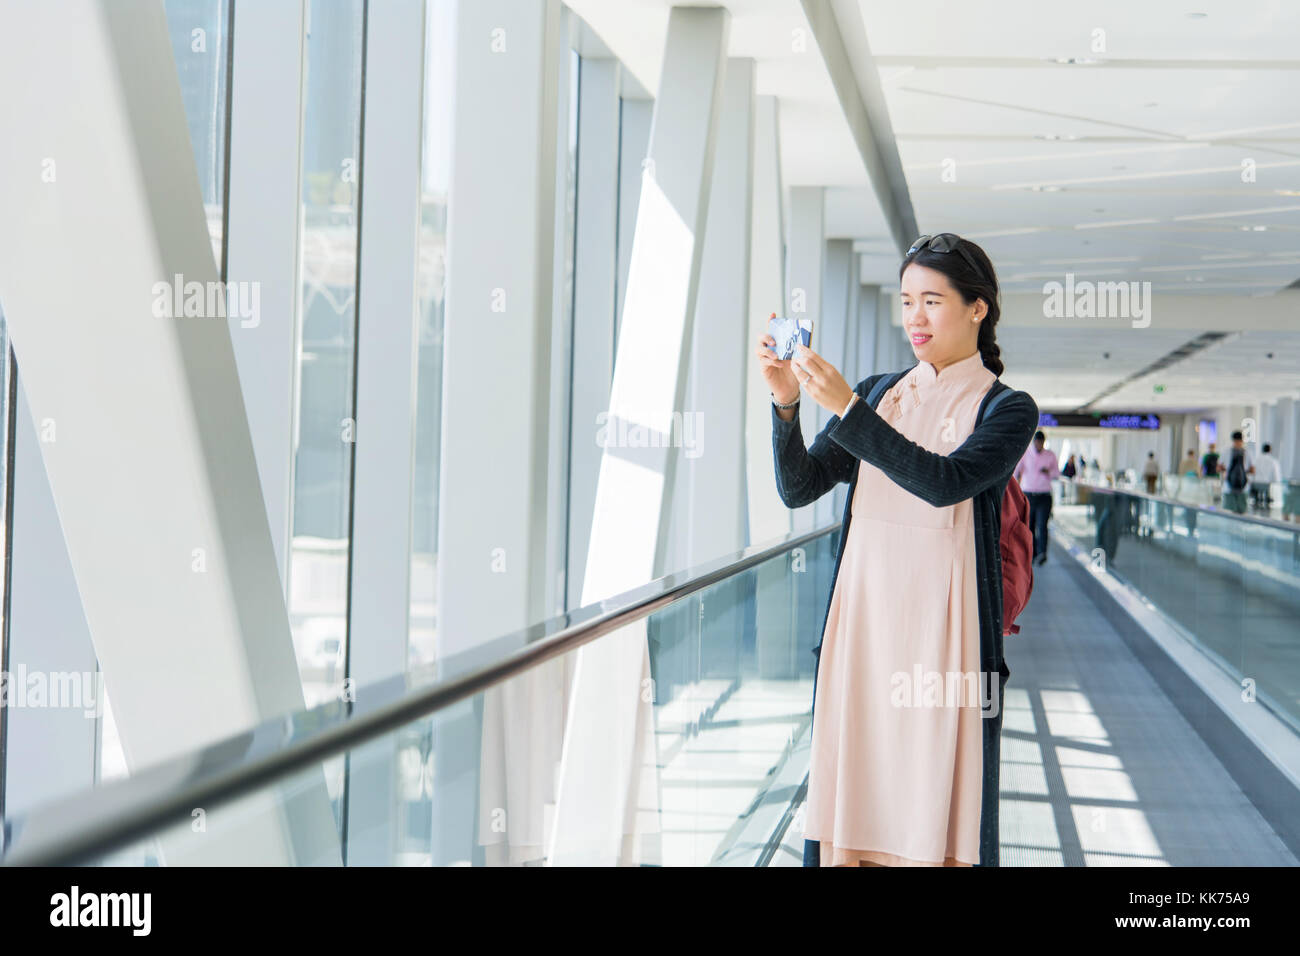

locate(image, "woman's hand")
[[755, 333, 800, 405], [790, 345, 855, 417]]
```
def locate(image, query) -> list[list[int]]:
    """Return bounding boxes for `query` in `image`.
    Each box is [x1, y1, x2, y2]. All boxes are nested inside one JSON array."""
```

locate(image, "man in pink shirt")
[[1014, 431, 1059, 565]]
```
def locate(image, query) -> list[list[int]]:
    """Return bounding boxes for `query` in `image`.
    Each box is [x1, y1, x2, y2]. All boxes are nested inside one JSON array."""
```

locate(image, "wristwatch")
[[771, 392, 800, 410]]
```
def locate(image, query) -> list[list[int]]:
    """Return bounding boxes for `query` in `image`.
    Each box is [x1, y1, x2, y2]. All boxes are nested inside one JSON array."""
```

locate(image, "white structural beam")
[[745, 95, 789, 547], [832, 269, 860, 517], [818, 237, 853, 525], [799, 0, 917, 256], [568, 57, 623, 611], [744, 94, 798, 681], [821, 239, 854, 376], [877, 287, 908, 373], [1, 379, 98, 817], [785, 185, 825, 532], [224, 0, 308, 587], [0, 0, 338, 864], [856, 281, 880, 376], [549, 6, 730, 866], [667, 56, 754, 573], [344, 0, 425, 865], [434, 0, 563, 866], [1275, 399, 1298, 479], [545, 14, 578, 620], [437, 0, 561, 657], [615, 97, 653, 344]]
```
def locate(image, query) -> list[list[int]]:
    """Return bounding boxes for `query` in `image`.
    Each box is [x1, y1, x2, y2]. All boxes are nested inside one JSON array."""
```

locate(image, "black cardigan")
[[771, 368, 1039, 867]]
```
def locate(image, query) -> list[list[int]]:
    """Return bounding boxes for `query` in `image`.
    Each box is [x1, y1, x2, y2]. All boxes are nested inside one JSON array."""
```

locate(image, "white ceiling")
[[565, 0, 1300, 413], [863, 0, 1300, 295]]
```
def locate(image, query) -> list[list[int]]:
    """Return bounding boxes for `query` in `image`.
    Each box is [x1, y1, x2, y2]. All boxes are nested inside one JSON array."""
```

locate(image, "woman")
[[756, 233, 1039, 867]]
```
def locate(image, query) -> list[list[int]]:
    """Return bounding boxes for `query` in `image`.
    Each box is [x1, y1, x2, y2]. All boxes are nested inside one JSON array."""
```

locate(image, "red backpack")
[[997, 476, 1034, 635], [976, 383, 1034, 635], [867, 374, 1034, 636]]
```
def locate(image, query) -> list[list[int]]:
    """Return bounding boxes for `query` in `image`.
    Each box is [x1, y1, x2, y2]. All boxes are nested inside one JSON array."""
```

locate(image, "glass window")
[[163, 0, 232, 272], [289, 0, 366, 709], [0, 307, 9, 673], [549, 47, 580, 616], [408, 0, 458, 670]]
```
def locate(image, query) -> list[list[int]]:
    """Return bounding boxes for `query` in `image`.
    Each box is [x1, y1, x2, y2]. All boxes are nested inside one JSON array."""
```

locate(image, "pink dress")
[[803, 350, 995, 866]]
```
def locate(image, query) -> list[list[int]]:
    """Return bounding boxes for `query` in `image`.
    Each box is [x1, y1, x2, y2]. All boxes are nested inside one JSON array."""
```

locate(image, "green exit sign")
[[1153, 384, 1166, 393]]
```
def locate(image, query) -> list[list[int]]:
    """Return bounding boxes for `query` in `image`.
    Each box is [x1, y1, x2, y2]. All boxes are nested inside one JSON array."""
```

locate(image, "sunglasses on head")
[[906, 233, 988, 282]]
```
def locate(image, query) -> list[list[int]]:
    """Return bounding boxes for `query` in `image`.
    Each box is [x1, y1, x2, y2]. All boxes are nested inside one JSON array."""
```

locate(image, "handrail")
[[1066, 479, 1300, 535], [0, 522, 839, 866]]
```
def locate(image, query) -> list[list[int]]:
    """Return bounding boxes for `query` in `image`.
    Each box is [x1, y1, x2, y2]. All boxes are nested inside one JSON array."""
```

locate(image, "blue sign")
[[1039, 412, 1160, 429], [1097, 413, 1160, 430]]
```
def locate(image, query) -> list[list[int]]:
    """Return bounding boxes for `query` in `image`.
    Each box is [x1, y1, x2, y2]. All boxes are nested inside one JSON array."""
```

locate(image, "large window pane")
[[0, 308, 9, 664], [164, 0, 231, 271], [547, 47, 579, 617], [408, 0, 457, 669], [290, 0, 366, 708]]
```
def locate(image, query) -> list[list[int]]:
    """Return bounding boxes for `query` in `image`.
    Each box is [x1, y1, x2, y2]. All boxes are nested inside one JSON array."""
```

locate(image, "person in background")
[[1014, 430, 1059, 566], [1202, 442, 1222, 499], [1174, 448, 1200, 501], [1196, 442, 1216, 476], [1142, 451, 1159, 494], [1251, 442, 1282, 510], [1062, 454, 1077, 479], [1201, 443, 1220, 478], [1220, 431, 1249, 514]]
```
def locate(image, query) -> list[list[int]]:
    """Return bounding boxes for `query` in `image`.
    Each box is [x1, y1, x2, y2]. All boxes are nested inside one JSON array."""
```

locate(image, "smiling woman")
[[900, 233, 1004, 378], [765, 232, 1039, 868]]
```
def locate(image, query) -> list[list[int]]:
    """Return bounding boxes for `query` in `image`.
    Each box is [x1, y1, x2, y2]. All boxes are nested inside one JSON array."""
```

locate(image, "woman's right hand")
[[756, 333, 800, 405]]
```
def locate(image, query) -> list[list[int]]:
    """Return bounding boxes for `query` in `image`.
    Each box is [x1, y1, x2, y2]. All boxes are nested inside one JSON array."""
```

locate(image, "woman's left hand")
[[791, 345, 855, 417]]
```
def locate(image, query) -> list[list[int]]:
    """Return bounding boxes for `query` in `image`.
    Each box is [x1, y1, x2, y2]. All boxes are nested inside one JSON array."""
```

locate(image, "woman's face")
[[899, 262, 986, 369]]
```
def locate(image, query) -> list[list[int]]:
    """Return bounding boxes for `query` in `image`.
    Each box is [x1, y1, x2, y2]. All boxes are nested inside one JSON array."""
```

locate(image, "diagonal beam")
[[0, 0, 338, 864], [549, 5, 730, 866], [800, 0, 918, 254]]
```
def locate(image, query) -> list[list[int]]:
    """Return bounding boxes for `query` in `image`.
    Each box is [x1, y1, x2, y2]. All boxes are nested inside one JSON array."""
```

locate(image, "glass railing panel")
[[1052, 483, 1300, 735], [9, 529, 840, 866]]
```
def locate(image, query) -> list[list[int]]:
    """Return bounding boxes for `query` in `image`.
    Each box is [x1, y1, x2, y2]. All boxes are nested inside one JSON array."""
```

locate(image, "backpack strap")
[[865, 369, 908, 409], [976, 381, 1019, 499], [976, 379, 1013, 426]]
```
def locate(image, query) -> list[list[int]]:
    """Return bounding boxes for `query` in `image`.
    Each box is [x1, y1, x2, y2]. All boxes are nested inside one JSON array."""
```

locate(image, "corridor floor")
[[768, 534, 1298, 866]]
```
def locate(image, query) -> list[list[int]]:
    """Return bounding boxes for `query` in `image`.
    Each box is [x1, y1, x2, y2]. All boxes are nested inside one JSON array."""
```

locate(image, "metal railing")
[[1056, 478, 1300, 534], [1, 523, 838, 866]]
